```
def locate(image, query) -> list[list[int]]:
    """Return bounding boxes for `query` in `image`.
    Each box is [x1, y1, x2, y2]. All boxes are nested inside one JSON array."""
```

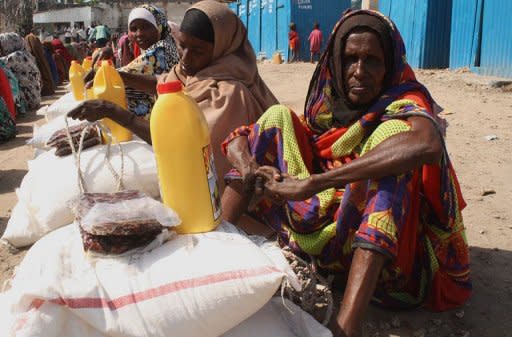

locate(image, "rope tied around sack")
[[64, 116, 125, 193], [280, 246, 334, 326]]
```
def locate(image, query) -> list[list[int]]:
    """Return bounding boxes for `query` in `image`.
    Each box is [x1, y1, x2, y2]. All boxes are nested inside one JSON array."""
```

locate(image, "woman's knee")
[[257, 104, 294, 128]]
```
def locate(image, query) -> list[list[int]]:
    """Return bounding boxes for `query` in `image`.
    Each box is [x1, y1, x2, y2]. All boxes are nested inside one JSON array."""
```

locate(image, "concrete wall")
[[117, 1, 196, 31], [32, 1, 200, 33], [33, 6, 94, 27]]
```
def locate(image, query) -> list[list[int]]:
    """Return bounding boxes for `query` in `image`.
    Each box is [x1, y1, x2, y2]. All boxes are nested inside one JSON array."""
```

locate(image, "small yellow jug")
[[93, 60, 133, 143], [69, 61, 85, 101], [82, 56, 93, 73]]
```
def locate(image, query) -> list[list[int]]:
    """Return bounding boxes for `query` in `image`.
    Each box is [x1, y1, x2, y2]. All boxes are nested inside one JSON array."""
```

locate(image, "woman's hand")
[[67, 99, 116, 122], [83, 69, 95, 84], [255, 166, 316, 202]]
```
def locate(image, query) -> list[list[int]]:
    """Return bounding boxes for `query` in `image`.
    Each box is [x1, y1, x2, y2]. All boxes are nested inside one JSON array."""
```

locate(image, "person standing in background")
[[288, 23, 299, 62], [88, 24, 111, 48], [308, 22, 323, 63]]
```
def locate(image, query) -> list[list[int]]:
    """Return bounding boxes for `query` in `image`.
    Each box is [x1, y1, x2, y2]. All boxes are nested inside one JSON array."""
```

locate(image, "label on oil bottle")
[[203, 145, 222, 221]]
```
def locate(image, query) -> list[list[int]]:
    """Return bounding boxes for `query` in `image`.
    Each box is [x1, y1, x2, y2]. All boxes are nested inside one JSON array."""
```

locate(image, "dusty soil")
[[1, 65, 511, 337]]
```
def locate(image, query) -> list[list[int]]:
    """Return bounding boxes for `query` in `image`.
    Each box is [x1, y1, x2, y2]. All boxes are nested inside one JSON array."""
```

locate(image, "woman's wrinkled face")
[[176, 31, 214, 76], [342, 31, 386, 106], [129, 19, 159, 50]]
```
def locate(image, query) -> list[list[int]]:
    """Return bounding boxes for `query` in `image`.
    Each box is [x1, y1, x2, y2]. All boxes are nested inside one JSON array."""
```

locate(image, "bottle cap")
[[157, 81, 182, 94]]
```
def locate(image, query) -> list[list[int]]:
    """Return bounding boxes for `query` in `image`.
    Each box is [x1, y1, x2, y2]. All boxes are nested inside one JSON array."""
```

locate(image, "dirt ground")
[[1, 64, 511, 337]]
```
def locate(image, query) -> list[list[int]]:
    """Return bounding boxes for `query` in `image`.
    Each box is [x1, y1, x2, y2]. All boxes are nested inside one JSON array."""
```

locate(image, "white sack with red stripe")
[[223, 297, 332, 337], [2, 222, 296, 337], [2, 141, 159, 248]]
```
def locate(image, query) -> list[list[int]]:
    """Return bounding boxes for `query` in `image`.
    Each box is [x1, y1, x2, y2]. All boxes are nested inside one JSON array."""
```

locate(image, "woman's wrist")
[[310, 170, 348, 193]]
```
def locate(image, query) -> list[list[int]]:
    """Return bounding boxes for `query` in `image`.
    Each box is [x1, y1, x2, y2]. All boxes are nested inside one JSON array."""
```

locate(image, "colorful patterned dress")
[[222, 10, 471, 311]]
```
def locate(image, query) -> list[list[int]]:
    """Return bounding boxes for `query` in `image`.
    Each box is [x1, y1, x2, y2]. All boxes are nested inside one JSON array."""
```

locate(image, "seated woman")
[[221, 10, 471, 337], [0, 32, 41, 111], [25, 31, 55, 96], [70, 0, 277, 190], [86, 4, 179, 116]]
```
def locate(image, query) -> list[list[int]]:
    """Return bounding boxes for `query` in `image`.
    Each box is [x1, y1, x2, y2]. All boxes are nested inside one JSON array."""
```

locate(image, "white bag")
[[223, 298, 332, 337], [27, 115, 82, 150], [44, 92, 81, 121], [2, 141, 159, 247], [3, 222, 291, 337]]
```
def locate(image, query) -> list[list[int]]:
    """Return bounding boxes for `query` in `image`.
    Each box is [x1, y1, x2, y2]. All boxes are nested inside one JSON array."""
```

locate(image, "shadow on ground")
[[0, 169, 27, 194], [326, 246, 512, 337]]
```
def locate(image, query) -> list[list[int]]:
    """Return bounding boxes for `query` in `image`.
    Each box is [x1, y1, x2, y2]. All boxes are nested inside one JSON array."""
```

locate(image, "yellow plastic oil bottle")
[[82, 56, 93, 73], [69, 61, 85, 101], [93, 60, 133, 143], [150, 81, 221, 233]]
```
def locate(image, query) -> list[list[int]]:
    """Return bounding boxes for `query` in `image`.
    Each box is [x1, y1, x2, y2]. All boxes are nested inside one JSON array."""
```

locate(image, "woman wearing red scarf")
[[222, 10, 470, 336]]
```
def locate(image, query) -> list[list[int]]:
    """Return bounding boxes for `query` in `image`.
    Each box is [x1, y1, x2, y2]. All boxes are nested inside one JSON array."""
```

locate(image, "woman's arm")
[[118, 72, 158, 95], [258, 116, 443, 200], [67, 100, 152, 144]]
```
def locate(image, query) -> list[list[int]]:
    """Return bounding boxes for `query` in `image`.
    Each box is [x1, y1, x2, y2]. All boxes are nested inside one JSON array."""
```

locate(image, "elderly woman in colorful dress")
[[221, 9, 471, 337]]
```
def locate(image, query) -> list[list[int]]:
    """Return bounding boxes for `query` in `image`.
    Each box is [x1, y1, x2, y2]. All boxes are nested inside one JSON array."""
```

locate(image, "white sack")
[[44, 92, 81, 121], [3, 222, 289, 337], [223, 298, 332, 337], [2, 141, 159, 247]]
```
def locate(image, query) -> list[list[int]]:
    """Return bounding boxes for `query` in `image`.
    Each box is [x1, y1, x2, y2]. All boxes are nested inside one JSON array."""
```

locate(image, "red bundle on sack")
[[46, 122, 101, 156], [71, 190, 180, 255]]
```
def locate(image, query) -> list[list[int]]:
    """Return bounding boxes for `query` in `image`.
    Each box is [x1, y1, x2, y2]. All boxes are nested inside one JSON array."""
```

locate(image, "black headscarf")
[[180, 8, 215, 44]]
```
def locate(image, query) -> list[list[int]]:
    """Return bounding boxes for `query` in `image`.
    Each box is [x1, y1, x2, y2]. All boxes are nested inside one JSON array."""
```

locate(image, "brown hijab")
[[25, 33, 55, 96], [166, 0, 278, 190]]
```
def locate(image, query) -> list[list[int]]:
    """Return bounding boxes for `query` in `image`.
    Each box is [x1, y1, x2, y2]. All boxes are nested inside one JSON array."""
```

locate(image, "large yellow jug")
[[82, 56, 93, 73], [150, 81, 221, 233], [69, 60, 85, 101], [93, 61, 133, 143]]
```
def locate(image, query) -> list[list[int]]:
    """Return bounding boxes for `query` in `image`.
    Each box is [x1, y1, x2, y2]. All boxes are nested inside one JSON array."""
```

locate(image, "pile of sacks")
[[1, 93, 332, 336]]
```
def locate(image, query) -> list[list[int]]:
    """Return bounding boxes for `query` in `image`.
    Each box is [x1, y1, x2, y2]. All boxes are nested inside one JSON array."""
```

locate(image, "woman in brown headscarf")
[[69, 0, 278, 192], [163, 0, 278, 188], [25, 32, 55, 96]]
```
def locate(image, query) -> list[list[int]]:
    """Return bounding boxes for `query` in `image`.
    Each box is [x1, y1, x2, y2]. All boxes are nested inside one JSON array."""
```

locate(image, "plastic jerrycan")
[[151, 81, 222, 233], [93, 60, 133, 143], [82, 56, 93, 73], [69, 61, 85, 101]]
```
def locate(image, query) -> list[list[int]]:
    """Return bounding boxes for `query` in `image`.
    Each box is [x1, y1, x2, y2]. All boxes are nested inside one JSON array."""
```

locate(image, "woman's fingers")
[[68, 102, 86, 119], [255, 166, 282, 181]]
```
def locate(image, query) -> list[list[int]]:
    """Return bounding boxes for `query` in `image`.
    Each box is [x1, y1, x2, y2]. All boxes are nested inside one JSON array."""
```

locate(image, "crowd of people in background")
[[0, 19, 181, 143]]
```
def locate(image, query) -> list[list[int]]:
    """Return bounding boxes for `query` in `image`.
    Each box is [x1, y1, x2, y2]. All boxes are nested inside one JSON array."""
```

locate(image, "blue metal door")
[[479, 0, 512, 76], [449, 0, 483, 69], [276, 0, 288, 59], [248, 0, 262, 54], [379, 0, 428, 68], [228, 1, 249, 27], [260, 0, 277, 59]]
